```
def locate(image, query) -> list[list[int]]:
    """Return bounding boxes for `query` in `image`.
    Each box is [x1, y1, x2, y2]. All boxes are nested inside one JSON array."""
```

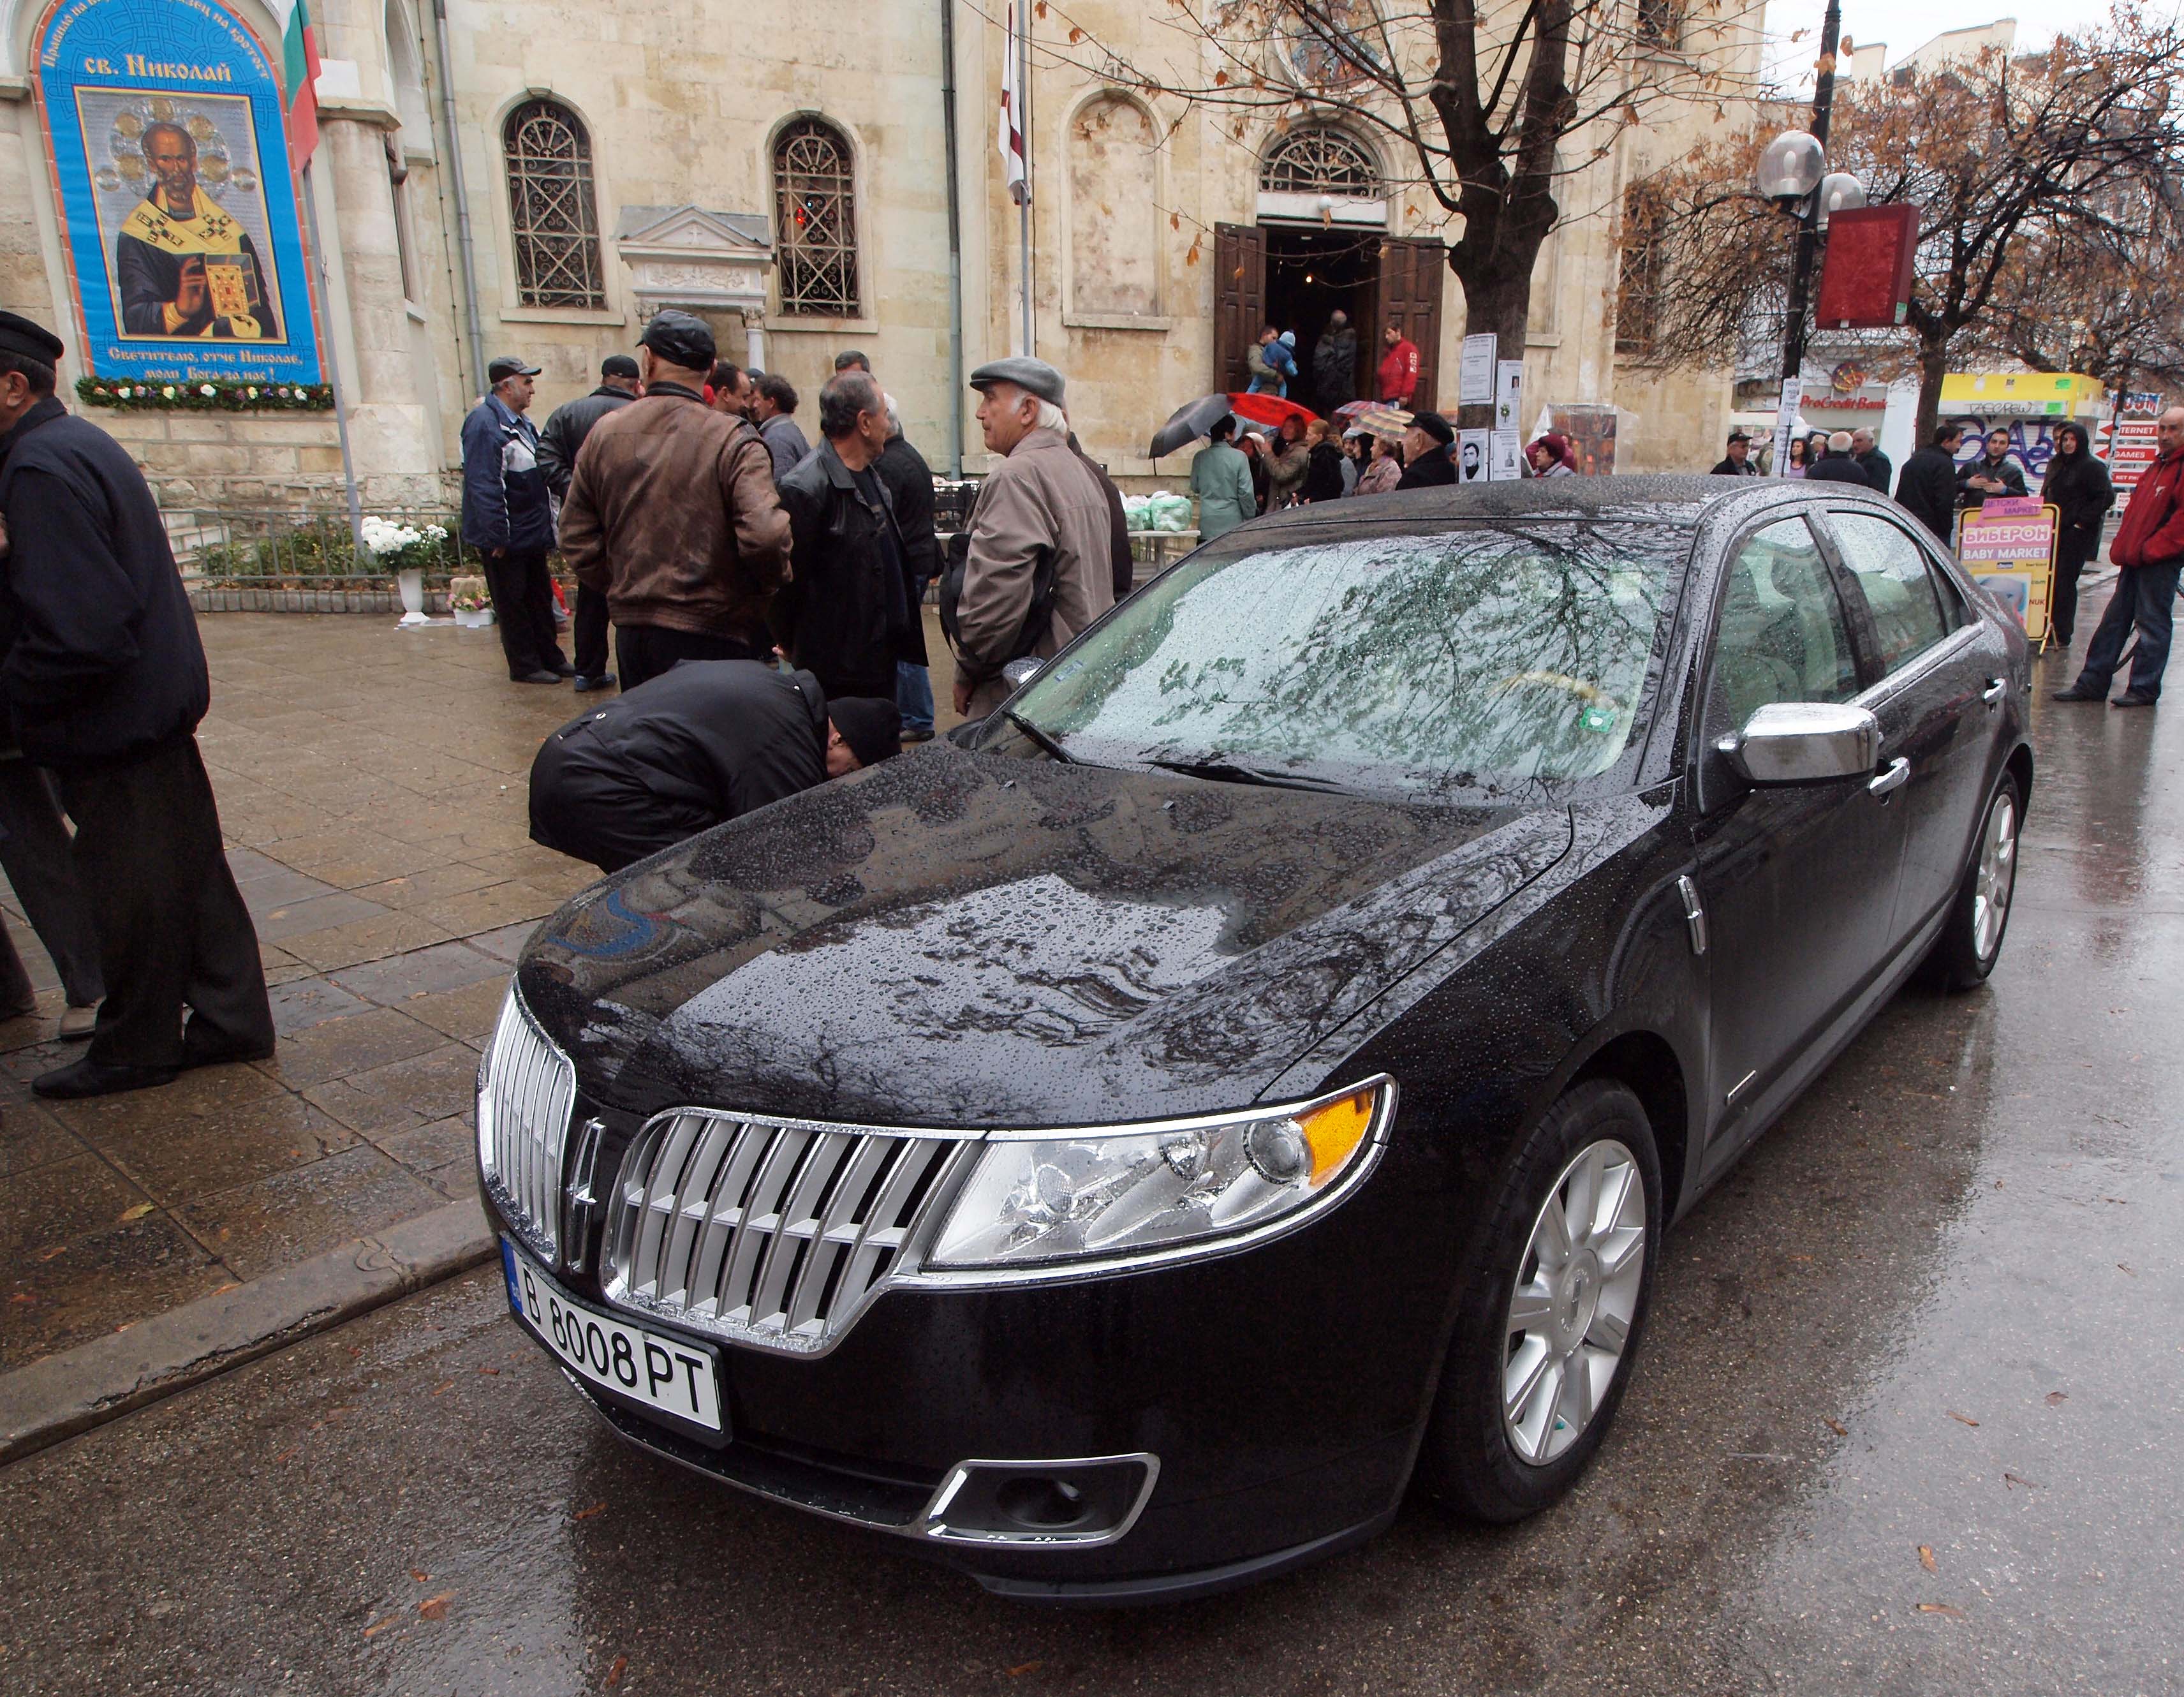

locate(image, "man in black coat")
[[1850, 427, 1893, 494], [876, 413, 939, 741], [1710, 431, 1759, 475], [1311, 311, 1359, 411], [772, 371, 917, 700], [536, 353, 641, 692], [1806, 431, 1875, 485], [1958, 427, 2028, 510], [528, 660, 900, 873], [0, 311, 273, 1099], [1894, 423, 1965, 542], [1396, 413, 1458, 489]]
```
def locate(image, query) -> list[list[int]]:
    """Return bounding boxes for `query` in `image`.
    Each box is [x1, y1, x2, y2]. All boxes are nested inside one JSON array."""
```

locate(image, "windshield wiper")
[[1003, 709, 1077, 765], [1145, 757, 1349, 794]]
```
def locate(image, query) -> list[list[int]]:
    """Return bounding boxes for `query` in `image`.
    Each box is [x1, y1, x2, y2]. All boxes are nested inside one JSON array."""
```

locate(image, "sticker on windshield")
[[1578, 706, 1618, 734]]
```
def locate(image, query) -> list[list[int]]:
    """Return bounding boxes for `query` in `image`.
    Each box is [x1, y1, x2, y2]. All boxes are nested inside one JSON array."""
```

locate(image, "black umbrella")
[[1149, 394, 1236, 460]]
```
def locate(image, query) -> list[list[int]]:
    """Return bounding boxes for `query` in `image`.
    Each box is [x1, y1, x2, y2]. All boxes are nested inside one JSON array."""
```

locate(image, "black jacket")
[[1302, 441, 1348, 503], [1312, 329, 1358, 409], [536, 385, 637, 502], [1710, 456, 1758, 476], [1806, 454, 1872, 485], [0, 396, 209, 766], [2040, 447, 2114, 545], [772, 440, 915, 699], [1894, 446, 1959, 542], [876, 433, 937, 666], [1956, 452, 2027, 509], [1855, 448, 1893, 494], [529, 660, 827, 868], [1396, 447, 1457, 490]]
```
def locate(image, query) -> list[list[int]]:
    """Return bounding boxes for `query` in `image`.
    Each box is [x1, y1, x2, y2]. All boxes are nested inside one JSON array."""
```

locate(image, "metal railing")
[[167, 507, 473, 589]]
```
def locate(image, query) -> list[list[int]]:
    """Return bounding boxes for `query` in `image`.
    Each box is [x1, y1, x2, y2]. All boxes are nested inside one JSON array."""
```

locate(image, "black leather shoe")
[[2051, 685, 2106, 701], [2112, 692, 2158, 708], [573, 672, 617, 693], [181, 1034, 277, 1070], [33, 1057, 179, 1099], [515, 669, 563, 684], [551, 662, 578, 678]]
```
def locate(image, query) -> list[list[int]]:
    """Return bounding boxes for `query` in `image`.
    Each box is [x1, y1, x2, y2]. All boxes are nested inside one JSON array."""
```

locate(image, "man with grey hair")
[[772, 369, 916, 702], [1850, 426, 1892, 494], [947, 358, 1116, 718], [1806, 430, 1873, 485]]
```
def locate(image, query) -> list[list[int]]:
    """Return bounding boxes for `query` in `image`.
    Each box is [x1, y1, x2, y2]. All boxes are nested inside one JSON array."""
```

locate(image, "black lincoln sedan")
[[480, 477, 2030, 1601]]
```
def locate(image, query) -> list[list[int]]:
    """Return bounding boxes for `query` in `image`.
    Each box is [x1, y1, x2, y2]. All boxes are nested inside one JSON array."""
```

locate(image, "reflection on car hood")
[[519, 745, 1573, 1126]]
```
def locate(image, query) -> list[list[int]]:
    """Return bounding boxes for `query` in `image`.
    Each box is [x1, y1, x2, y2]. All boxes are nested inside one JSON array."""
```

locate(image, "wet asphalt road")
[[4, 649, 2181, 1697]]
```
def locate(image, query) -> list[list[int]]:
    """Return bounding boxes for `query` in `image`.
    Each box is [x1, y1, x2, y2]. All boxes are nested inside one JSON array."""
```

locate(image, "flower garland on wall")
[[75, 376, 336, 412]]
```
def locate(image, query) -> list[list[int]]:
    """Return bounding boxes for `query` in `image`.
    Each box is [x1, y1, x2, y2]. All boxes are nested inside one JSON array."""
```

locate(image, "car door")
[[1817, 508, 2002, 945], [1687, 515, 1907, 1175]]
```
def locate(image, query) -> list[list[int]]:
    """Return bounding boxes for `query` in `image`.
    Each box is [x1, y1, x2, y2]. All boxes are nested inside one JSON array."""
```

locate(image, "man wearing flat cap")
[[557, 309, 792, 693], [947, 357, 1116, 719], [537, 353, 644, 691], [462, 353, 567, 683], [1396, 411, 1457, 489], [0, 310, 274, 1098]]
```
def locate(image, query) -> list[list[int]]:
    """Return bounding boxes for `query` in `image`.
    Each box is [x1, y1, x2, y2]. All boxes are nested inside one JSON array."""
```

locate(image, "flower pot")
[[396, 567, 431, 628], [453, 607, 495, 629]]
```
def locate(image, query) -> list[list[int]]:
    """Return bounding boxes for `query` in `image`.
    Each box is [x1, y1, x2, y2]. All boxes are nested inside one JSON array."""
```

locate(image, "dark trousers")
[[0, 758, 104, 1007], [57, 737, 273, 1071], [484, 549, 565, 679], [614, 625, 765, 692], [2051, 528, 2099, 646], [573, 583, 612, 679], [529, 741, 712, 875], [2074, 559, 2182, 702]]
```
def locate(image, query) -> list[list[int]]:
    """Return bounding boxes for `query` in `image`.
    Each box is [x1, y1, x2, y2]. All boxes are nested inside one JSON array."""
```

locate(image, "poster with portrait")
[[1457, 428, 1488, 484], [35, 0, 320, 386]]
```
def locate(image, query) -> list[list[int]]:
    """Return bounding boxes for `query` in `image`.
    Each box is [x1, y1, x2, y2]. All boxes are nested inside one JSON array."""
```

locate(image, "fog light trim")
[[920, 1453, 1161, 1548]]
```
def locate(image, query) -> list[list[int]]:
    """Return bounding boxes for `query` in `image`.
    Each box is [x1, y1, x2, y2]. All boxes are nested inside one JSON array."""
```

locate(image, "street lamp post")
[[1759, 0, 1852, 477]]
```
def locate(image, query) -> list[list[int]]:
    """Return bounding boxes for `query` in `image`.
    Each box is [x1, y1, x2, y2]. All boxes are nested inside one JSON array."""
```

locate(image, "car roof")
[[1237, 474, 1900, 535]]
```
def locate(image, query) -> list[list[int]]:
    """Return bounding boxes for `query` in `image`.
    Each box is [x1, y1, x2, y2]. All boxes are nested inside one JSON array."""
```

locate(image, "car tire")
[[1415, 1079, 1662, 1523], [1921, 769, 2022, 992]]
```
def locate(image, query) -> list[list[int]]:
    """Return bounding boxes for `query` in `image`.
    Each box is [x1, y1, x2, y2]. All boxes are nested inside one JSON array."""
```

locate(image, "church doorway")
[[1261, 225, 1376, 413]]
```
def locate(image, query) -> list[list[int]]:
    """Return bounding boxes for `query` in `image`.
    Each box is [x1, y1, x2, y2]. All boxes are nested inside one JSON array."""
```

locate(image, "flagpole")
[[1017, 8, 1032, 357], [300, 164, 364, 551]]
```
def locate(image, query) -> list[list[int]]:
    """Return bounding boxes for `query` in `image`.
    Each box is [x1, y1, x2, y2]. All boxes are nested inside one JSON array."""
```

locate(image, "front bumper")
[[479, 1100, 1456, 1597]]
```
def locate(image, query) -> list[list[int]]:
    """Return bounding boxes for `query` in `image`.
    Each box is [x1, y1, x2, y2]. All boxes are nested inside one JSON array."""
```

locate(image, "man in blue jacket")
[[0, 311, 273, 1098], [462, 355, 567, 683]]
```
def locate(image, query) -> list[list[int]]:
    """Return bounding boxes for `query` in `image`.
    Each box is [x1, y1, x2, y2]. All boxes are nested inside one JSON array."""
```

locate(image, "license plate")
[[501, 1240, 725, 1436]]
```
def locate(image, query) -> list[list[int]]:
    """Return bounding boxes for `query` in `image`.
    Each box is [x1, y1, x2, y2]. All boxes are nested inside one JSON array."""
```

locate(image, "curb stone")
[[0, 1197, 494, 1466]]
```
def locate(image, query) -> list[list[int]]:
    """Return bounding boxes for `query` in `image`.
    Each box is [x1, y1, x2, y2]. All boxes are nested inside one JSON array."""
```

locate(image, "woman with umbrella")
[[1189, 415, 1257, 542]]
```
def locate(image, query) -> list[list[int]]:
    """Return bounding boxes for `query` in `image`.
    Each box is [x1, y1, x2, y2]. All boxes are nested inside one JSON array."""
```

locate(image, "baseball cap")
[[601, 354, 640, 380]]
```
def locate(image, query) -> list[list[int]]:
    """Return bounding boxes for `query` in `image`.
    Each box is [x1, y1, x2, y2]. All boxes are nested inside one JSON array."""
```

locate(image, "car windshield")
[[1007, 521, 1688, 800]]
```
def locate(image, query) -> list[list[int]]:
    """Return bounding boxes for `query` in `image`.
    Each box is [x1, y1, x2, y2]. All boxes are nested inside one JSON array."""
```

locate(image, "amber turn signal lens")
[[1298, 1087, 1379, 1187]]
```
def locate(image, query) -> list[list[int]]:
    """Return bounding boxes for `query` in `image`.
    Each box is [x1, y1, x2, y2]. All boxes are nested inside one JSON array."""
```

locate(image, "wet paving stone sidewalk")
[[0, 614, 601, 1372]]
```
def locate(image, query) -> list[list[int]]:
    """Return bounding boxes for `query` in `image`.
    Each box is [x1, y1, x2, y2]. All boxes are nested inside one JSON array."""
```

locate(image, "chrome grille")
[[603, 1111, 964, 1354], [477, 989, 578, 1260]]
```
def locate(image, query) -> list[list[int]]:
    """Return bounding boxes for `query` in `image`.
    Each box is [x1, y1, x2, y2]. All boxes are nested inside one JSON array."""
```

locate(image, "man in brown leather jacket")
[[559, 311, 792, 692]]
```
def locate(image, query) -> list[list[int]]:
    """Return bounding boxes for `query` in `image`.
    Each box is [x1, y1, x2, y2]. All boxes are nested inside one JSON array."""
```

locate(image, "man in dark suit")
[[0, 311, 273, 1098]]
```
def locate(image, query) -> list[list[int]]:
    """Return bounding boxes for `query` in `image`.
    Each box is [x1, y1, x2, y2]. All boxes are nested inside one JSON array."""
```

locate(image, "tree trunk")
[[1912, 335, 1951, 447], [1449, 255, 1535, 433]]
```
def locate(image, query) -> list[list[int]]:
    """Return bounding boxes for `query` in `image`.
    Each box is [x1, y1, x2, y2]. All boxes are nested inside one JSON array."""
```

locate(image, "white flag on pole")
[[999, 0, 1028, 205]]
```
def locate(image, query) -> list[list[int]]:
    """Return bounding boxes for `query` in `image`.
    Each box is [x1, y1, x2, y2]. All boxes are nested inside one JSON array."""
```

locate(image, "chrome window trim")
[[919, 1453, 1163, 1549]]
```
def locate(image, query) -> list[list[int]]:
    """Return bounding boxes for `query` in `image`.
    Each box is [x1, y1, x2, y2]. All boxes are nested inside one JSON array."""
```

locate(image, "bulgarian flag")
[[282, 0, 321, 168]]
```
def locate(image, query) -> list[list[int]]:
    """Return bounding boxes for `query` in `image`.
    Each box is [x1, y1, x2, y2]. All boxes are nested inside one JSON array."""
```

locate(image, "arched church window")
[[1260, 128, 1382, 198], [503, 99, 604, 311], [774, 119, 860, 316]]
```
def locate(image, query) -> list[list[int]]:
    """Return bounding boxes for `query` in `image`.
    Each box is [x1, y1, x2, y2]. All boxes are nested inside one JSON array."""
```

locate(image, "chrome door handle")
[[1982, 677, 2008, 704], [1869, 757, 1910, 797]]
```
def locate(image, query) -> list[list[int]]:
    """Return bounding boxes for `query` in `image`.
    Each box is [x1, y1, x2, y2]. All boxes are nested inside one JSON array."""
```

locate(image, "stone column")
[[742, 308, 767, 371]]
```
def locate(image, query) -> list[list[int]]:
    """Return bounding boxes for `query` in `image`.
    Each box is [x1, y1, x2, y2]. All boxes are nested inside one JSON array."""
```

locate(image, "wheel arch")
[[1570, 1030, 1690, 1220], [2004, 739, 2033, 811]]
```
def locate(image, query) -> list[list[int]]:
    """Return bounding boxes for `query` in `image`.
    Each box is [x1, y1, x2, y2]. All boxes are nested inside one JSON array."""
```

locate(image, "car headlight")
[[926, 1078, 1392, 1271]]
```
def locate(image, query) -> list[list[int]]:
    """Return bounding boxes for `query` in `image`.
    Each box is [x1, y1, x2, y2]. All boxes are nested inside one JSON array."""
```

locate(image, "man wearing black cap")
[[1396, 412, 1457, 489], [1712, 431, 1759, 475], [558, 310, 792, 692], [537, 353, 642, 692], [0, 310, 274, 1097], [527, 659, 899, 873], [462, 354, 567, 683]]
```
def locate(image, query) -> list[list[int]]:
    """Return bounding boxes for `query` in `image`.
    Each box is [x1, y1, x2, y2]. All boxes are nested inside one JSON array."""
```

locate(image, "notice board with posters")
[[1958, 496, 2057, 643], [34, 0, 322, 389]]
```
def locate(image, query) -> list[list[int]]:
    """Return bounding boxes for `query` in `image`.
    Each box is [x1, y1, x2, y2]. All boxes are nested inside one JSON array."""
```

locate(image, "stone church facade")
[[0, 0, 1759, 507]]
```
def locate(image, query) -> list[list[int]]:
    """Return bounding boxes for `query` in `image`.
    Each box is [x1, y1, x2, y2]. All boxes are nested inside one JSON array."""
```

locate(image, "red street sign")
[[1816, 205, 1922, 330]]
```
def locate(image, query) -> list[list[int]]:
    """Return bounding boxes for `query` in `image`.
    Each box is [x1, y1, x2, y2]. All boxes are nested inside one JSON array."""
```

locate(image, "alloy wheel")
[[1503, 1138, 1648, 1467], [1972, 791, 2018, 963]]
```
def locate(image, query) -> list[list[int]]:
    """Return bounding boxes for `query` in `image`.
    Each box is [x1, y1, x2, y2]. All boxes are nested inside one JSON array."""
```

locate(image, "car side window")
[[1828, 512, 1954, 673], [1705, 517, 1862, 739]]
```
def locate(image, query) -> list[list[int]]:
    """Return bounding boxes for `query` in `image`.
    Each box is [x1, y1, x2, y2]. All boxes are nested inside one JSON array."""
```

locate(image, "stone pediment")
[[613, 205, 772, 320]]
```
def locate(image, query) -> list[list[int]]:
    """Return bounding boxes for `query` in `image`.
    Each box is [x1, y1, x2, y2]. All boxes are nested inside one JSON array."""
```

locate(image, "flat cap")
[[487, 355, 542, 382], [0, 310, 64, 366], [1410, 410, 1454, 446], [968, 357, 1065, 408], [637, 309, 716, 373]]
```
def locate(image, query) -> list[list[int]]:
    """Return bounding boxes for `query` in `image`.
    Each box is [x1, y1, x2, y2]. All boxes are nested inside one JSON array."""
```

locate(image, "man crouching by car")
[[528, 659, 901, 874]]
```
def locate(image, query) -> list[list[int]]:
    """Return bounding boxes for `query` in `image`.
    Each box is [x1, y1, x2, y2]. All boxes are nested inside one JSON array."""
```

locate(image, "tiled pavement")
[[0, 615, 601, 1371]]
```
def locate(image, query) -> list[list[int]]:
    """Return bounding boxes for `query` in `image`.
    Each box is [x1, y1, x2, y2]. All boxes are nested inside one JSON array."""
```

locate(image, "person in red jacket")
[[1376, 324, 1420, 406], [2055, 404, 2184, 706]]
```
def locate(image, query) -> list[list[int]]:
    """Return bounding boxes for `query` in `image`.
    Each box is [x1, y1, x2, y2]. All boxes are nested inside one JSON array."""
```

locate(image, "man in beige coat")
[[950, 358, 1116, 718]]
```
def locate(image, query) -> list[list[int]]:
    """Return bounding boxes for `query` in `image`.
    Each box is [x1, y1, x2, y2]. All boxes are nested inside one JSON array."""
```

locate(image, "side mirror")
[[1001, 656, 1044, 692], [1717, 701, 1878, 786]]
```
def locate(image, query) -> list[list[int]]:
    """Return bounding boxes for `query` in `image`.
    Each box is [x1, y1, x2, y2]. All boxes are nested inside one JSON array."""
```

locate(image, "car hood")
[[519, 745, 1572, 1126]]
